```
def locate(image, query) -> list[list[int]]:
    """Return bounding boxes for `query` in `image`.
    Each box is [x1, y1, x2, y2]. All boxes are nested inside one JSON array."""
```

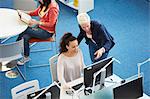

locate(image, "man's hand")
[[94, 47, 105, 60]]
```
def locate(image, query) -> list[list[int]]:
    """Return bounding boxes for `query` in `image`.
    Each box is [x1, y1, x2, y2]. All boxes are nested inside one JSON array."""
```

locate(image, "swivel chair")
[[0, 39, 26, 80], [49, 54, 59, 82], [28, 20, 58, 68], [11, 80, 39, 99]]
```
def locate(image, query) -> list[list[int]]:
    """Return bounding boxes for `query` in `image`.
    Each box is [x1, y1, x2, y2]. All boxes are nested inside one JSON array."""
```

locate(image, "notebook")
[[17, 10, 31, 24]]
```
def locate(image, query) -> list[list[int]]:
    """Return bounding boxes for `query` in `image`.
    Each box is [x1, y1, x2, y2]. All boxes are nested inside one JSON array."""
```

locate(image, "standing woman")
[[57, 33, 85, 89], [77, 13, 115, 63], [17, 0, 59, 65]]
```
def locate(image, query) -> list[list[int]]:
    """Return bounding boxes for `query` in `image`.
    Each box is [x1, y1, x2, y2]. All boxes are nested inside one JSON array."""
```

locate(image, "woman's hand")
[[94, 47, 105, 60], [62, 83, 71, 90], [28, 19, 39, 27]]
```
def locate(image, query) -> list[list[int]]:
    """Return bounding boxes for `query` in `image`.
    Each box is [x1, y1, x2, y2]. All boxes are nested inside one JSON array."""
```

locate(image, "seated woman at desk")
[[16, 0, 59, 65], [57, 33, 86, 89]]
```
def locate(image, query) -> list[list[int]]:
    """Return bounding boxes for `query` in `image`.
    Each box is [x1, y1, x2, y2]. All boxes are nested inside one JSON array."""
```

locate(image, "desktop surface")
[[58, 74, 149, 99], [0, 8, 28, 39], [80, 85, 114, 99], [80, 75, 145, 99]]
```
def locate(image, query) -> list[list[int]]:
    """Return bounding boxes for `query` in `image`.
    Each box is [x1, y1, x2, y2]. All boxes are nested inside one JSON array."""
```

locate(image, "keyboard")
[[72, 83, 83, 91]]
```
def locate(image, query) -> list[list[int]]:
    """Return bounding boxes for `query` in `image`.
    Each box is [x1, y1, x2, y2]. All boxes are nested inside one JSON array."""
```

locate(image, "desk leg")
[[0, 61, 16, 71], [0, 61, 19, 78], [0, 37, 11, 44]]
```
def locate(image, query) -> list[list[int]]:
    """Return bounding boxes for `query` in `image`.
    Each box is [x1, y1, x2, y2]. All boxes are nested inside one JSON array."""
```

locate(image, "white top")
[[0, 8, 30, 39], [57, 49, 85, 85]]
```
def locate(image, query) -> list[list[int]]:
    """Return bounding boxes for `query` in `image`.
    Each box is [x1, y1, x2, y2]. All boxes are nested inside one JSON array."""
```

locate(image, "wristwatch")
[[39, 21, 42, 25]]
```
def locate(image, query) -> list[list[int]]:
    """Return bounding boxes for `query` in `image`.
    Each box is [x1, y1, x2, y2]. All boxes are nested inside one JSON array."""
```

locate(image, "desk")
[[59, 75, 120, 99], [28, 74, 149, 99], [80, 87, 150, 99], [60, 77, 83, 99], [0, 8, 29, 78], [0, 8, 28, 39], [60, 74, 150, 99]]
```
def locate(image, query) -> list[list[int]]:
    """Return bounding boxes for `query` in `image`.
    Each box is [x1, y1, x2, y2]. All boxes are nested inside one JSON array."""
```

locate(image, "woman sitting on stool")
[[16, 0, 59, 65]]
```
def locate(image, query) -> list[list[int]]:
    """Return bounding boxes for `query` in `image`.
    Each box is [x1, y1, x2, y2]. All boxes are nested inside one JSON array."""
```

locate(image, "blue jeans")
[[88, 40, 108, 63], [17, 27, 53, 56]]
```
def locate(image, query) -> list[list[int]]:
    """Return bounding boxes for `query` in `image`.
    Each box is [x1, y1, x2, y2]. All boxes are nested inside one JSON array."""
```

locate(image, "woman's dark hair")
[[39, 0, 51, 12], [59, 32, 77, 54]]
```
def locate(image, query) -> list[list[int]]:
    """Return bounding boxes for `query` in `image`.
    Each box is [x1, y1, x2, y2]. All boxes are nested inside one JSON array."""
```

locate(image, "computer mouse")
[[84, 89, 92, 95], [66, 89, 74, 95], [121, 80, 126, 84]]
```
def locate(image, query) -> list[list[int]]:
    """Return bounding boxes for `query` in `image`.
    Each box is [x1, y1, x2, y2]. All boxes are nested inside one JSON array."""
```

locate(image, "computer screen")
[[84, 57, 113, 88], [27, 84, 60, 99], [113, 76, 143, 99]]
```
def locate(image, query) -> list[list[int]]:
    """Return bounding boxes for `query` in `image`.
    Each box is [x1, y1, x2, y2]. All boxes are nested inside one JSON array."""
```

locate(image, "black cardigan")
[[77, 20, 115, 52]]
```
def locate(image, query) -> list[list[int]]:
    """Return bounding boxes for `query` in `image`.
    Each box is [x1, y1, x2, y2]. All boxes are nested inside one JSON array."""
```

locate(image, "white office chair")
[[49, 54, 84, 99], [49, 54, 59, 82], [11, 80, 40, 99], [0, 39, 26, 80]]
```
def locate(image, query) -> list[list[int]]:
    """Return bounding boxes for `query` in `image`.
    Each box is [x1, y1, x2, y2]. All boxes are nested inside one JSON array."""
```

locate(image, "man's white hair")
[[77, 13, 90, 25]]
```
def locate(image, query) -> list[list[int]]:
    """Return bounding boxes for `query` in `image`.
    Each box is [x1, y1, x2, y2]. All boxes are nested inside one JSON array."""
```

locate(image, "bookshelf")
[[59, 0, 94, 14]]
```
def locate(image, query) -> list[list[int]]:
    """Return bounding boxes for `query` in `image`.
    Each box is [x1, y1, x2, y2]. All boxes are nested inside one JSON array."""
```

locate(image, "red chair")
[[29, 37, 55, 43], [29, 34, 56, 52]]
